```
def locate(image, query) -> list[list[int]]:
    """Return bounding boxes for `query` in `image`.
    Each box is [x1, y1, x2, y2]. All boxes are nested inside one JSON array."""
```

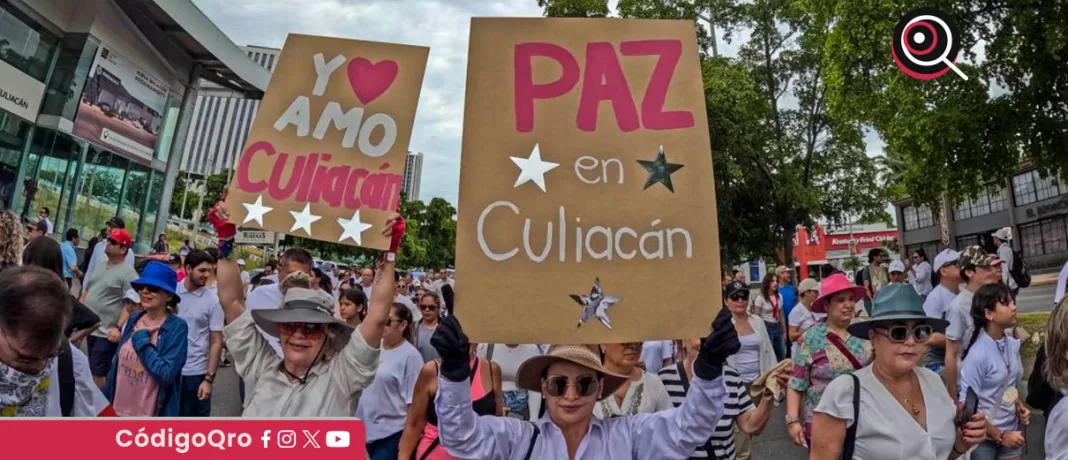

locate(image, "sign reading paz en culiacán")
[[225, 34, 428, 250], [455, 18, 721, 345]]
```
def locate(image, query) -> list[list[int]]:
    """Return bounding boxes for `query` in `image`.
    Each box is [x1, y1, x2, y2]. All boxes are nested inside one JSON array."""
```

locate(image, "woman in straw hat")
[[213, 214, 405, 417], [786, 273, 872, 448], [428, 307, 741, 459], [809, 284, 987, 460]]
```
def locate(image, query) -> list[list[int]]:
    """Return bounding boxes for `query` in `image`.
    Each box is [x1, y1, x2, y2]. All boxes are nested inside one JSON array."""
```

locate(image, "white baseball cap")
[[123, 289, 140, 304], [889, 260, 905, 273], [237, 258, 246, 266], [933, 248, 960, 269]]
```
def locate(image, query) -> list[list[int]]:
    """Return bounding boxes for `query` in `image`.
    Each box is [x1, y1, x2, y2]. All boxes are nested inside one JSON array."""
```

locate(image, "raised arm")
[[358, 214, 403, 346], [216, 259, 246, 325]]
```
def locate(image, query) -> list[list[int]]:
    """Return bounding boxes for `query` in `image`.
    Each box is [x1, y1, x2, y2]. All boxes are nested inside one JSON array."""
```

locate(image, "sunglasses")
[[386, 316, 405, 326], [277, 322, 326, 338], [729, 292, 750, 302], [543, 375, 599, 398], [874, 324, 934, 343], [420, 304, 438, 311], [138, 285, 162, 295]]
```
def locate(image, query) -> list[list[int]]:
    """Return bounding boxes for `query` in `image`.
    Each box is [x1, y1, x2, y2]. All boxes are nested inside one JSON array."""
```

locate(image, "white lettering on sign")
[[830, 234, 893, 246]]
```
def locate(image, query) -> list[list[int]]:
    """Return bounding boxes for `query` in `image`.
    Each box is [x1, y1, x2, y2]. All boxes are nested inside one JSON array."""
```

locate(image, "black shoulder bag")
[[841, 374, 861, 459]]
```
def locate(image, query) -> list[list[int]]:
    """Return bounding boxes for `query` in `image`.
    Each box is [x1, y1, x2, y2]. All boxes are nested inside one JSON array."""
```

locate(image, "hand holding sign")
[[225, 34, 428, 250]]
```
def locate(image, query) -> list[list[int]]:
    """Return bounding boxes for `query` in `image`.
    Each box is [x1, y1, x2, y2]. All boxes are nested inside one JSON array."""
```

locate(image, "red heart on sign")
[[347, 58, 398, 105]]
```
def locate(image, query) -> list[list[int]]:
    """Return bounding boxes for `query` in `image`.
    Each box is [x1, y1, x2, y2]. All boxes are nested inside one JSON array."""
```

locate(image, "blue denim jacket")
[[104, 310, 188, 416]]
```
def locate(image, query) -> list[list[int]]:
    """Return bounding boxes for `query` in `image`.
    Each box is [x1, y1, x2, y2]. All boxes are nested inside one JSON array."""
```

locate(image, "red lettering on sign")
[[620, 39, 694, 130], [577, 42, 639, 132], [514, 43, 581, 132]]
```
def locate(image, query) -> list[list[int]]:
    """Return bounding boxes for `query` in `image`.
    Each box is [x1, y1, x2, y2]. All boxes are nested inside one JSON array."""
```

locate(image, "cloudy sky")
[[192, 0, 887, 209]]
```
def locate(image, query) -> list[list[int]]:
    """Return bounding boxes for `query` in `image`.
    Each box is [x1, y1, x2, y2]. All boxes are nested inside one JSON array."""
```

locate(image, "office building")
[[403, 151, 423, 201], [0, 0, 267, 252], [180, 45, 280, 176], [895, 165, 1068, 267]]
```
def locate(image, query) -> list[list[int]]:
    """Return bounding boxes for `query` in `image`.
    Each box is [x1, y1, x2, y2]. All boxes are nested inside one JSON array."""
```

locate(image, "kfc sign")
[[827, 231, 898, 251]]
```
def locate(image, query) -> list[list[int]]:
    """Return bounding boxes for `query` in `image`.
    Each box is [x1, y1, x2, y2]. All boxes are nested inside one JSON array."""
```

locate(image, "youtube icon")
[[326, 431, 350, 448]]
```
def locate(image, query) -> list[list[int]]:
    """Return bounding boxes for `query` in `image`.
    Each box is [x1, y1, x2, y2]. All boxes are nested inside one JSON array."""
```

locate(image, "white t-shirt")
[[788, 302, 824, 357], [997, 244, 1018, 290], [393, 294, 422, 322], [46, 344, 111, 416], [922, 285, 958, 367], [944, 287, 977, 361], [355, 341, 423, 442], [752, 293, 783, 323], [1047, 391, 1068, 460], [593, 370, 673, 418], [640, 340, 674, 375], [815, 366, 957, 460], [477, 344, 542, 392], [909, 261, 933, 296], [177, 282, 224, 376], [1055, 260, 1068, 306], [245, 283, 284, 357], [958, 331, 1022, 432], [240, 271, 251, 286]]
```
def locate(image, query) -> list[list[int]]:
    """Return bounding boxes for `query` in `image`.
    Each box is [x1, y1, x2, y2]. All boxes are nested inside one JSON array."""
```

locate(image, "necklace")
[[879, 369, 921, 417]]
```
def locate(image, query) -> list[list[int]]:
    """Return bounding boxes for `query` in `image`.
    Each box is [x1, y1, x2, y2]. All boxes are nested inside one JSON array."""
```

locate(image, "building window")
[[0, 0, 60, 81], [955, 234, 979, 251], [75, 147, 129, 240], [1013, 170, 1067, 206], [1019, 216, 1068, 258], [955, 189, 1008, 221], [903, 205, 935, 231]]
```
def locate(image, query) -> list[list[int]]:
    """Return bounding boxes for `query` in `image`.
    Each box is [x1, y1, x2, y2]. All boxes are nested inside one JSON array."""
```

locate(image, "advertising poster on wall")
[[73, 45, 170, 163]]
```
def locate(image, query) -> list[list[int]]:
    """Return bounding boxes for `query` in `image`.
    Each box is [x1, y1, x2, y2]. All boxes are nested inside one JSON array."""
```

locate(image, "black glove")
[[693, 306, 741, 380], [430, 316, 471, 382]]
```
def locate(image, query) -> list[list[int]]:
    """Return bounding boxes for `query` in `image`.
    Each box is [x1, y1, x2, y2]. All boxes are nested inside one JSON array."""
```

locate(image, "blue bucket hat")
[[131, 261, 181, 305], [847, 284, 947, 339]]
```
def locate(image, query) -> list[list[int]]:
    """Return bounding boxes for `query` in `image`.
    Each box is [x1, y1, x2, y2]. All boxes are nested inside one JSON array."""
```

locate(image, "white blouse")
[[815, 366, 957, 460], [594, 370, 674, 419], [1048, 391, 1068, 460]]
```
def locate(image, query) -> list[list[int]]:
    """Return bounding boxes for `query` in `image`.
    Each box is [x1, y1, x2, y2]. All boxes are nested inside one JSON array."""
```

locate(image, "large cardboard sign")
[[455, 18, 721, 344], [74, 45, 171, 163], [225, 34, 428, 250]]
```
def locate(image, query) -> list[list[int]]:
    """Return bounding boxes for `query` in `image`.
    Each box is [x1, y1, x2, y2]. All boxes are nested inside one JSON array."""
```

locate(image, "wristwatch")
[[205, 372, 216, 384], [785, 415, 800, 426]]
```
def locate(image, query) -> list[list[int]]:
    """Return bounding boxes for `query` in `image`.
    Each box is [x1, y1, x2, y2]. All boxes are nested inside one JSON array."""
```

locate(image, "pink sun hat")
[[811, 273, 867, 314]]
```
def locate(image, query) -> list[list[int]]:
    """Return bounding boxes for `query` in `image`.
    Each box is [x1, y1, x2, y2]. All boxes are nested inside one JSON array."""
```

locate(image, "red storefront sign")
[[792, 223, 898, 280]]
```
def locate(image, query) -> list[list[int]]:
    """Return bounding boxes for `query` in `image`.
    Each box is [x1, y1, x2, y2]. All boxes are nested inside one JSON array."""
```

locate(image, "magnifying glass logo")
[[892, 8, 967, 81]]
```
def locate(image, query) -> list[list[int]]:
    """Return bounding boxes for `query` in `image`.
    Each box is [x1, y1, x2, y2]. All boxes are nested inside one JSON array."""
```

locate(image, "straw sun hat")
[[515, 344, 629, 399]]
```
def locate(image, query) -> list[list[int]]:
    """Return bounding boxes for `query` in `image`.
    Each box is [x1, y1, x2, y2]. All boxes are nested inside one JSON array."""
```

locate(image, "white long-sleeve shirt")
[[434, 374, 727, 459], [997, 244, 1018, 290], [1047, 391, 1068, 460], [909, 261, 933, 296], [1055, 260, 1068, 306], [82, 242, 135, 290]]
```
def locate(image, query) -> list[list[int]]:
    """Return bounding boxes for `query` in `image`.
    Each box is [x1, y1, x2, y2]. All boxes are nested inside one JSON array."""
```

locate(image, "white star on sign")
[[337, 210, 374, 245], [289, 203, 321, 235], [510, 144, 559, 192], [241, 195, 273, 226]]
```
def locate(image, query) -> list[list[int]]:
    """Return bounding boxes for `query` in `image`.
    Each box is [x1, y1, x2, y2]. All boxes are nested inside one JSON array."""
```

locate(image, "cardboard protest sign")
[[455, 18, 720, 344], [225, 34, 428, 250]]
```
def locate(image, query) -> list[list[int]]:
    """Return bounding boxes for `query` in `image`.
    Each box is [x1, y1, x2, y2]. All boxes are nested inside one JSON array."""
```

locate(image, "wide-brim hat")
[[847, 284, 949, 339], [515, 344, 629, 399], [131, 261, 180, 304], [252, 287, 353, 342], [811, 273, 866, 314]]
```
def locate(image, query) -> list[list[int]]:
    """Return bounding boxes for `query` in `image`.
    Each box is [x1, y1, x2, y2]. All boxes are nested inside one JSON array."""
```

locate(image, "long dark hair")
[[392, 302, 415, 344], [963, 283, 1014, 361], [22, 237, 64, 278], [760, 272, 777, 302]]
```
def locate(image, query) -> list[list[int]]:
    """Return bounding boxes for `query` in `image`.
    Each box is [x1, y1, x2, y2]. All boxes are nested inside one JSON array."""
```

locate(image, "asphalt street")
[[210, 282, 1060, 457]]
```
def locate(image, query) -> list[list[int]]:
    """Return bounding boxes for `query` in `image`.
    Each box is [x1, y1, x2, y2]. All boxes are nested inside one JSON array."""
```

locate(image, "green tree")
[[536, 0, 608, 17]]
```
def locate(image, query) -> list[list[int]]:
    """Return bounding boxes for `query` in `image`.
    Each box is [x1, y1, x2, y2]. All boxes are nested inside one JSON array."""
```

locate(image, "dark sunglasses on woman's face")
[[278, 322, 326, 337], [543, 375, 598, 398], [420, 304, 438, 311], [729, 292, 749, 302], [875, 324, 934, 343], [138, 285, 162, 294]]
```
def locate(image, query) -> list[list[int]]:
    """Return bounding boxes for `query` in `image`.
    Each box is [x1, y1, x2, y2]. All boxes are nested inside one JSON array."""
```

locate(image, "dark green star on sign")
[[637, 145, 684, 192]]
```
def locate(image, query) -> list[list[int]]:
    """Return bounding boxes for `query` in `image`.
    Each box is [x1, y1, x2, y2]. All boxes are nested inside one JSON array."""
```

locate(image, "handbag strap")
[[826, 332, 864, 370], [676, 362, 718, 457], [842, 374, 860, 460], [522, 422, 540, 460]]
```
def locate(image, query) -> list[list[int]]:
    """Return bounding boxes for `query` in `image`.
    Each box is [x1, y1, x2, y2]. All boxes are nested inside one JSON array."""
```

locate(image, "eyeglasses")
[[873, 324, 934, 343], [420, 304, 438, 311], [542, 375, 599, 398], [277, 322, 326, 338], [728, 292, 750, 302], [138, 285, 162, 295], [0, 327, 63, 367]]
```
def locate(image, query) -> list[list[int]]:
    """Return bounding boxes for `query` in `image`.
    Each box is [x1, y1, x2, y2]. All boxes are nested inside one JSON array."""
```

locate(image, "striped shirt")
[[658, 364, 753, 459]]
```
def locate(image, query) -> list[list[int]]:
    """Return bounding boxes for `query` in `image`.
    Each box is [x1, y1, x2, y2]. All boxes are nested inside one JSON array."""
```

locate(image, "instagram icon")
[[277, 430, 297, 449]]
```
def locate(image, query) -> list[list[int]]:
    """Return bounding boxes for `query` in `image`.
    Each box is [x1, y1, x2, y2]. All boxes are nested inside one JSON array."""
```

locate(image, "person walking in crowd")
[[338, 287, 367, 329], [859, 248, 889, 316], [1043, 299, 1068, 459], [477, 343, 543, 420], [640, 340, 674, 374], [82, 218, 135, 289], [21, 237, 101, 349], [152, 234, 168, 254], [179, 240, 192, 260], [593, 341, 673, 418], [213, 215, 404, 417], [61, 228, 82, 290], [416, 293, 443, 362], [751, 272, 787, 362], [723, 280, 778, 459], [787, 278, 823, 357], [889, 260, 907, 285], [394, 275, 420, 321], [959, 283, 1030, 460], [909, 248, 934, 300], [36, 207, 52, 234], [82, 229, 139, 389], [734, 270, 746, 284], [357, 302, 424, 459], [24, 220, 43, 242], [992, 228, 1019, 298], [808, 284, 987, 460], [79, 228, 105, 278], [0, 266, 112, 417], [658, 336, 780, 460], [399, 342, 503, 460], [104, 261, 188, 417], [245, 248, 315, 357], [360, 268, 375, 299], [175, 250, 223, 417], [786, 273, 872, 448], [945, 246, 1004, 399], [428, 304, 740, 460], [0, 209, 23, 275], [262, 258, 277, 282], [777, 266, 797, 327], [921, 249, 961, 377]]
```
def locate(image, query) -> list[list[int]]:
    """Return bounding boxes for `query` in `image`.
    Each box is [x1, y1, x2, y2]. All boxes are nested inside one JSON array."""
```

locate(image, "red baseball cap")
[[108, 229, 133, 249]]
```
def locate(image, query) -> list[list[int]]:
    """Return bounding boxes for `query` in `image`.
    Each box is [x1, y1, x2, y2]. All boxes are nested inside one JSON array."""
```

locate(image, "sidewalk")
[[1031, 272, 1058, 287]]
